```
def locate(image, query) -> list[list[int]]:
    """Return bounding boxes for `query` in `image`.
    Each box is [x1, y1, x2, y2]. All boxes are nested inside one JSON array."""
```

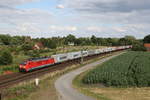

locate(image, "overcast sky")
[[0, 0, 150, 38]]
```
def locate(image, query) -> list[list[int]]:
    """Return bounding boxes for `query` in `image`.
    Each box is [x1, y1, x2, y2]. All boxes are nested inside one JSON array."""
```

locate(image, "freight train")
[[19, 45, 132, 72]]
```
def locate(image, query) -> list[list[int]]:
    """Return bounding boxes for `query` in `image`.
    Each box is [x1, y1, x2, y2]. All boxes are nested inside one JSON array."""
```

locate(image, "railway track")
[[0, 52, 106, 90]]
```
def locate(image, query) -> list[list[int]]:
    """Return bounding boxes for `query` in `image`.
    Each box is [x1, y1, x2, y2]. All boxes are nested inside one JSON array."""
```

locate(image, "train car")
[[68, 51, 81, 60], [51, 53, 68, 63], [102, 48, 108, 53], [95, 49, 101, 54], [99, 48, 105, 53], [19, 57, 55, 72], [87, 50, 96, 56], [111, 47, 117, 51], [82, 51, 88, 57]]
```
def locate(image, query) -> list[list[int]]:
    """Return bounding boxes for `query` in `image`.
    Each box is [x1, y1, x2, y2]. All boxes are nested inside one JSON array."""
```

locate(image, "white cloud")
[[0, 0, 38, 7], [50, 25, 77, 31], [87, 26, 103, 32], [56, 4, 65, 9]]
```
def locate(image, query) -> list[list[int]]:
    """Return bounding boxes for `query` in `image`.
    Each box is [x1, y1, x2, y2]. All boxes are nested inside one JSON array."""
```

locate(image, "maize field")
[[82, 51, 150, 87]]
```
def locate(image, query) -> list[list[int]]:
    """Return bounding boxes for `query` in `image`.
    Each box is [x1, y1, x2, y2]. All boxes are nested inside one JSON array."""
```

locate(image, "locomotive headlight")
[[20, 65, 26, 68]]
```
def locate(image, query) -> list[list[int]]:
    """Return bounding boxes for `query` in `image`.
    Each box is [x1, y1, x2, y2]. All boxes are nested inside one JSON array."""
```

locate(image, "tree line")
[[0, 34, 145, 47], [0, 34, 149, 65]]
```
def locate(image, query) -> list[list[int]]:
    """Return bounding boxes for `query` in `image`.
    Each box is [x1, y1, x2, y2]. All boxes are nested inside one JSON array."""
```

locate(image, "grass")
[[73, 51, 150, 100]]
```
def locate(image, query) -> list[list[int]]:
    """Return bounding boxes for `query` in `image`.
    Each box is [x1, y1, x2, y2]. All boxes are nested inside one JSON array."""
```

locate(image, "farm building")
[[33, 42, 44, 50], [144, 43, 150, 51]]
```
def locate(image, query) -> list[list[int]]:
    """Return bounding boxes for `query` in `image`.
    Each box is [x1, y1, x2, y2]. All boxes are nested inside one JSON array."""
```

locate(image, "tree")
[[132, 41, 146, 51], [21, 43, 34, 51], [91, 35, 97, 45], [65, 34, 76, 45], [25, 50, 40, 57], [125, 35, 136, 44], [119, 36, 136, 46], [0, 50, 13, 65], [0, 34, 11, 45], [119, 38, 128, 45], [47, 40, 57, 49], [11, 36, 26, 45], [111, 38, 119, 46], [98, 38, 109, 46], [143, 35, 150, 43]]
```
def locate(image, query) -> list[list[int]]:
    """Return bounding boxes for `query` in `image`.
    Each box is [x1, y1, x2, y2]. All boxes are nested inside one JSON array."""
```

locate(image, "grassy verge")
[[73, 52, 150, 100], [2, 51, 122, 100]]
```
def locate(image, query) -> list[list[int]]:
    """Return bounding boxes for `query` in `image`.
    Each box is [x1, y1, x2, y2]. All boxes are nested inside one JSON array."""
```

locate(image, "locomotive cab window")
[[20, 62, 27, 65]]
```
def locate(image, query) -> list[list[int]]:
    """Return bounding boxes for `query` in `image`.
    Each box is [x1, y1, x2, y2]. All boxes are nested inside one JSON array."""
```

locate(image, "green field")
[[82, 51, 150, 87]]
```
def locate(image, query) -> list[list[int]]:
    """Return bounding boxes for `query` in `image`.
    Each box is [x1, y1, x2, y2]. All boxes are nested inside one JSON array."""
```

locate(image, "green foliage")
[[143, 34, 150, 43], [40, 38, 57, 49], [132, 42, 146, 51], [119, 35, 136, 46], [24, 50, 40, 57], [65, 34, 76, 44], [11, 36, 26, 45], [2, 64, 18, 72], [82, 52, 150, 87], [91, 35, 98, 45], [21, 43, 34, 51], [0, 34, 11, 45], [0, 50, 13, 65], [47, 40, 57, 49]]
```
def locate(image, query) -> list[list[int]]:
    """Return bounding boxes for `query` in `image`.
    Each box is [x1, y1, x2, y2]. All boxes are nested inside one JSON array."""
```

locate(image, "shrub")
[[21, 43, 33, 51], [132, 42, 146, 51], [0, 50, 13, 65], [24, 50, 40, 57]]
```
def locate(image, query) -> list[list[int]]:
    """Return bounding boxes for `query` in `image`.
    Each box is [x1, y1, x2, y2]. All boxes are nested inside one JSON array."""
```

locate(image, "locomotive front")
[[19, 61, 28, 72]]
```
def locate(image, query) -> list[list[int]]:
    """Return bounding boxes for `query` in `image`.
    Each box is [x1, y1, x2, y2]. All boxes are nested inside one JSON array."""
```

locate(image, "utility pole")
[[81, 50, 83, 64]]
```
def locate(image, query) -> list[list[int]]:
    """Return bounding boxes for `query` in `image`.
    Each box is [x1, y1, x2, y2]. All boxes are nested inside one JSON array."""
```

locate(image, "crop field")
[[82, 51, 150, 87]]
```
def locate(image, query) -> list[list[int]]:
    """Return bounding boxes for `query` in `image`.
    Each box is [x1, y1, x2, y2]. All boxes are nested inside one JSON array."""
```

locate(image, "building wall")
[[144, 43, 150, 51]]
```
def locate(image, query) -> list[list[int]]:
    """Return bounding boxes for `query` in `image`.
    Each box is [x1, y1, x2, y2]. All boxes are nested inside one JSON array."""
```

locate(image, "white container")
[[68, 51, 81, 60], [82, 51, 88, 57], [88, 50, 96, 56], [95, 49, 101, 54], [52, 53, 68, 63]]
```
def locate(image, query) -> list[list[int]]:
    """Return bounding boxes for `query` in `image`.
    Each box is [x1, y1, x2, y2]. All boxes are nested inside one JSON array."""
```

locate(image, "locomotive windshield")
[[20, 62, 27, 65]]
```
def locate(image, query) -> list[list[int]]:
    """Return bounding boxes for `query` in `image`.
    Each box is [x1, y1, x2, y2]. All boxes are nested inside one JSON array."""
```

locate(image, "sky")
[[0, 0, 150, 38]]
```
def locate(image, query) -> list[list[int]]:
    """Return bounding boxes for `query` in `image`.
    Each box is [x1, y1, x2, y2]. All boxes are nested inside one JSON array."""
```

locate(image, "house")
[[68, 42, 74, 46], [33, 42, 44, 50], [144, 43, 150, 51]]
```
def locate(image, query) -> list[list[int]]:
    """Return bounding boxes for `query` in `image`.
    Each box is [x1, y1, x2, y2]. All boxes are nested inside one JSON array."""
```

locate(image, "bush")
[[21, 43, 33, 51], [24, 50, 40, 57], [132, 42, 146, 51], [0, 50, 13, 65]]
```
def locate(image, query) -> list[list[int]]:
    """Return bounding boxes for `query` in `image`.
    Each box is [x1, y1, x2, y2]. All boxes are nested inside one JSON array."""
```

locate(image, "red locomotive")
[[19, 57, 55, 72]]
